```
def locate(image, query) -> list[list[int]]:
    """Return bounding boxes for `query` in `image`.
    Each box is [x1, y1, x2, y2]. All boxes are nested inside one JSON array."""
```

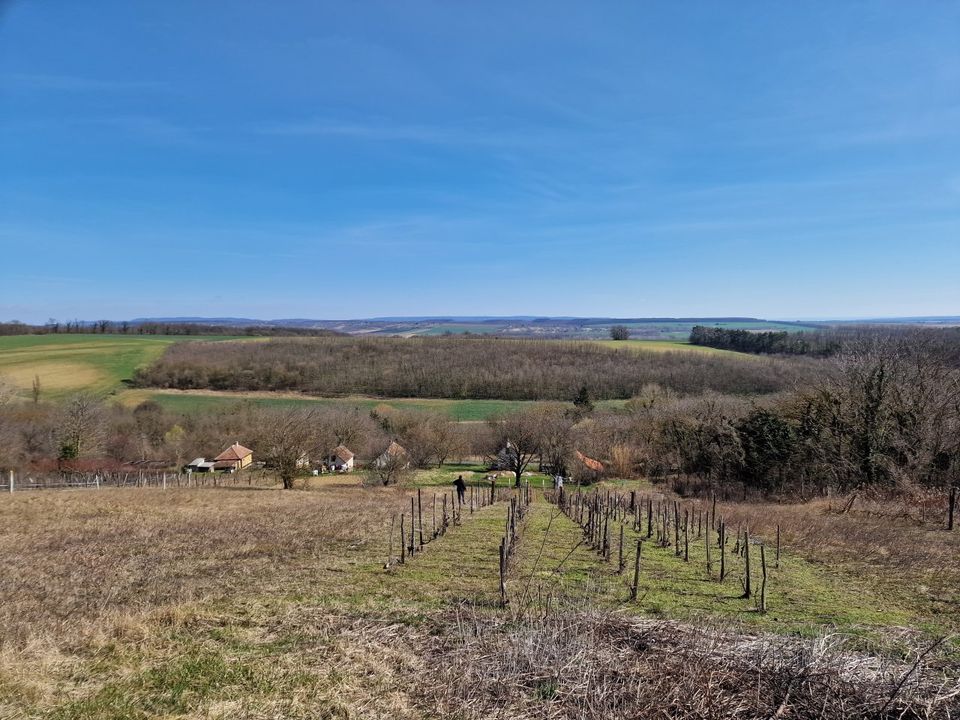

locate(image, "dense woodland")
[[134, 336, 814, 400]]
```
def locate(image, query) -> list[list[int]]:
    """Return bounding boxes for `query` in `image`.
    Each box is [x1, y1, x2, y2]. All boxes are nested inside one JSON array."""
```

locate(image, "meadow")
[[114, 389, 631, 421], [0, 334, 248, 401], [0, 473, 956, 718]]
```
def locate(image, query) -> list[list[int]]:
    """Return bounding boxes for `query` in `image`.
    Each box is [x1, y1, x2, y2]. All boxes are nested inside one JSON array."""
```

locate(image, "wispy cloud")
[[2, 72, 167, 92], [255, 117, 568, 151]]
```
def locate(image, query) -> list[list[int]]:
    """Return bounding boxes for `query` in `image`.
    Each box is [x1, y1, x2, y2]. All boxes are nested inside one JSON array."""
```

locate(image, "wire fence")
[[1, 468, 280, 493]]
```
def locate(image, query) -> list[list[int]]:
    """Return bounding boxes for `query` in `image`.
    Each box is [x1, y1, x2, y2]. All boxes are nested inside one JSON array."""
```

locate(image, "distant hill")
[[127, 316, 826, 340]]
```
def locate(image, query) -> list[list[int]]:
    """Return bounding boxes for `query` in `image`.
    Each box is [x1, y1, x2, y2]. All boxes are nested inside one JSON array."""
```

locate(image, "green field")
[[116, 389, 629, 420], [589, 339, 749, 356], [608, 321, 820, 341], [0, 334, 249, 401]]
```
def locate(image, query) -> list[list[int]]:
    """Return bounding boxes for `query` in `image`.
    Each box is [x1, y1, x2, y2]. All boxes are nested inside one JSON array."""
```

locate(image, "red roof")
[[379, 441, 408, 458], [214, 443, 253, 462], [331, 445, 354, 461], [575, 451, 604, 473]]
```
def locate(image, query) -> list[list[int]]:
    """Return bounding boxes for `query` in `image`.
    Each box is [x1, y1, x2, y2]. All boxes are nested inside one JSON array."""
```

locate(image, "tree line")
[[0, 320, 341, 337], [689, 323, 960, 363]]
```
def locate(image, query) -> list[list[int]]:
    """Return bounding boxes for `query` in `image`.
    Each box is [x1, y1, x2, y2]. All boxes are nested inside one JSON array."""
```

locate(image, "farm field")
[[0, 334, 250, 401], [114, 388, 628, 420], [0, 477, 956, 718], [589, 339, 750, 355]]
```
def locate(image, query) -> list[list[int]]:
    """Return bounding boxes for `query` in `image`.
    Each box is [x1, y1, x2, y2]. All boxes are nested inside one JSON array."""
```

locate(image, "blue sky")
[[2, 1, 959, 323]]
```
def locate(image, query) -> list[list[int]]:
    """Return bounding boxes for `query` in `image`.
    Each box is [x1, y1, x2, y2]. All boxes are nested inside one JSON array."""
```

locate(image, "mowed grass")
[[115, 389, 627, 420], [0, 334, 249, 400]]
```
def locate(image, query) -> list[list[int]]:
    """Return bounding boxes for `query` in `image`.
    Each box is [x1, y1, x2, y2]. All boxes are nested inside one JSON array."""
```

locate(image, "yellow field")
[[590, 339, 748, 356], [0, 334, 247, 400]]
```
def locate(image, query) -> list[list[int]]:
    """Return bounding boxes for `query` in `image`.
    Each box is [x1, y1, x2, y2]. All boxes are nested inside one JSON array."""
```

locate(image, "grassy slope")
[[0, 334, 248, 401], [512, 498, 913, 637], [113, 389, 574, 420], [1, 474, 954, 718], [589, 339, 750, 356]]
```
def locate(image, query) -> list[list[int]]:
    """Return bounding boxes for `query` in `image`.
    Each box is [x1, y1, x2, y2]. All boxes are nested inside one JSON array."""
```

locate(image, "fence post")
[[775, 524, 781, 568], [705, 526, 713, 577], [618, 522, 625, 574], [499, 538, 507, 607], [8, 470, 13, 494], [719, 521, 726, 581], [630, 540, 642, 601], [162, 472, 167, 491], [949, 487, 957, 531], [759, 544, 768, 613], [418, 489, 424, 548], [742, 529, 752, 599]]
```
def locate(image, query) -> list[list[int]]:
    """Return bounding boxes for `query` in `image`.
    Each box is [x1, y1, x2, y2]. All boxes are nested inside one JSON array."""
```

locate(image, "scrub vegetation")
[[134, 335, 813, 400]]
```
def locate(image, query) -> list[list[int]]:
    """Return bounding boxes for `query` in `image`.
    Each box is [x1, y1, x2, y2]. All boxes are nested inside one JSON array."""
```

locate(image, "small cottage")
[[213, 443, 254, 472], [374, 440, 409, 469], [326, 445, 355, 472]]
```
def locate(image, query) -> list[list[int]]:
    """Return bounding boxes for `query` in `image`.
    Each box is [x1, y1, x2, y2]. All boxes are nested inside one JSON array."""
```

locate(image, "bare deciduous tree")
[[488, 409, 544, 487], [58, 394, 107, 459], [256, 408, 324, 489]]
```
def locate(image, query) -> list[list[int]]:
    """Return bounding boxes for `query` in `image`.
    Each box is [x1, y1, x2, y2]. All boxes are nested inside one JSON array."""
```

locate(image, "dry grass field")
[[0, 478, 957, 719], [0, 335, 249, 401]]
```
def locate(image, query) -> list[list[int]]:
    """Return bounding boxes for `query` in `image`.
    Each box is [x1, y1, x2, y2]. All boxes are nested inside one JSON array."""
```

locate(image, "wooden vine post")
[[410, 497, 416, 555], [630, 540, 642, 601], [705, 525, 713, 577], [418, 489, 424, 548], [949, 487, 957, 531], [759, 543, 768, 613], [502, 538, 508, 596], [618, 522, 625, 574], [775, 524, 781, 568], [386, 514, 396, 569], [742, 528, 752, 599], [719, 520, 726, 581]]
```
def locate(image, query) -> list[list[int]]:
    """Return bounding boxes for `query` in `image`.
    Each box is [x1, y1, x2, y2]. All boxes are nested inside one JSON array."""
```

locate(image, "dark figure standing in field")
[[454, 475, 466, 504]]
